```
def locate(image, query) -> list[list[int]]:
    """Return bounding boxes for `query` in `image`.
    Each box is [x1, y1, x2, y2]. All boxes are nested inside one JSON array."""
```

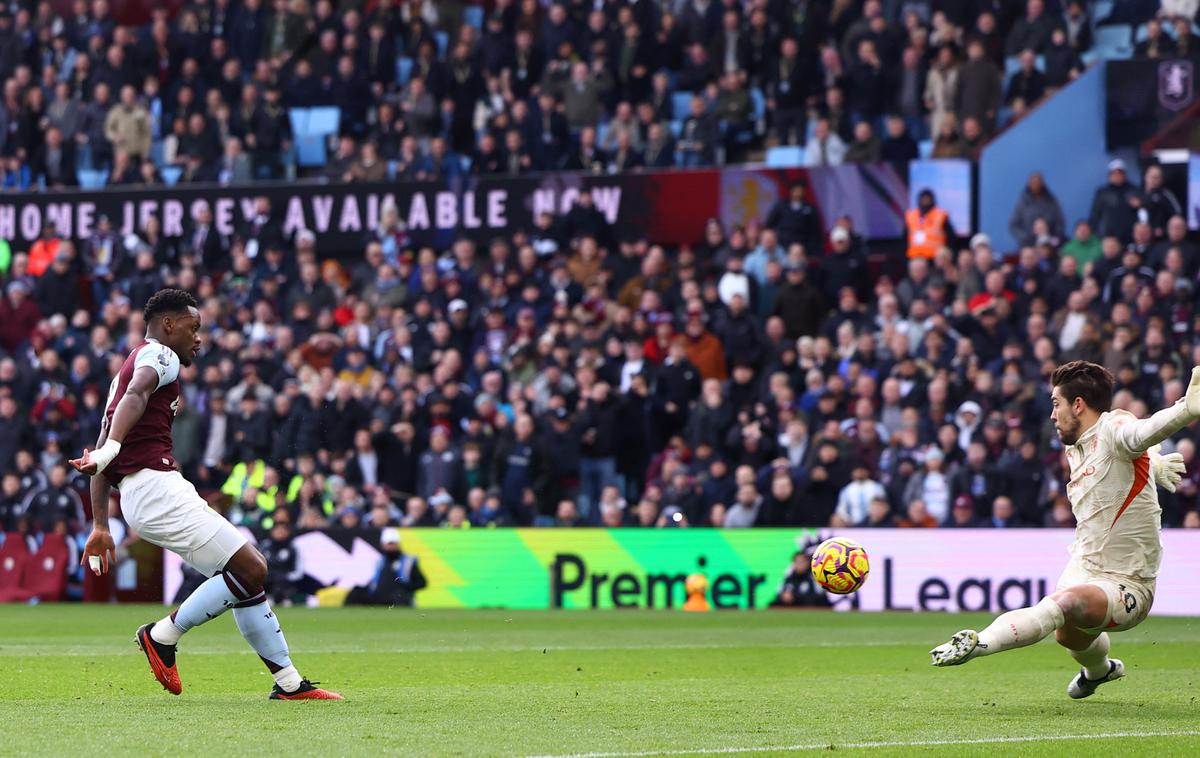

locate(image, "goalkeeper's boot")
[[929, 629, 980, 666], [135, 622, 182, 695], [1067, 659, 1125, 699], [269, 679, 344, 700]]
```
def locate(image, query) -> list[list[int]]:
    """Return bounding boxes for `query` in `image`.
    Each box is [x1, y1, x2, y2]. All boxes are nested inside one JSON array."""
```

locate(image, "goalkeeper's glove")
[[1149, 445, 1187, 493], [1187, 366, 1200, 418]]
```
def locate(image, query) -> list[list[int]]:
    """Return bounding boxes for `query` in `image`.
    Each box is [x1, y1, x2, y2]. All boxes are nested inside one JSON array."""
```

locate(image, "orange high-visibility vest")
[[905, 207, 948, 259]]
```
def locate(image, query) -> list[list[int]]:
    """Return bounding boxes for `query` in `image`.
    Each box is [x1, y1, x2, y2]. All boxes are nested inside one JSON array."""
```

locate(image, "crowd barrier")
[[0, 164, 907, 256], [162, 528, 1200, 614]]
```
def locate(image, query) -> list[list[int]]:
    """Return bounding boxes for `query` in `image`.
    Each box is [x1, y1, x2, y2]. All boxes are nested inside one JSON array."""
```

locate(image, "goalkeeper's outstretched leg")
[[928, 583, 1109, 666]]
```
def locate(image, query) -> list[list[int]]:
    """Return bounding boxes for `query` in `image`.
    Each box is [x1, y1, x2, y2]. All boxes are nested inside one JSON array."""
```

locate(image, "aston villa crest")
[[1159, 60, 1194, 112]]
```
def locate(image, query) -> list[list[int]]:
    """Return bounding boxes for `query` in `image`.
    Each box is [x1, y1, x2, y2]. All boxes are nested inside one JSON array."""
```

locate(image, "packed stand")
[[0, 0, 1119, 189], [5, 136, 1200, 536]]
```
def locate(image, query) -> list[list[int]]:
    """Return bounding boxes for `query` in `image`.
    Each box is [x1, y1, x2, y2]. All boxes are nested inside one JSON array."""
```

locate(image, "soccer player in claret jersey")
[[70, 289, 342, 701], [929, 360, 1198, 699]]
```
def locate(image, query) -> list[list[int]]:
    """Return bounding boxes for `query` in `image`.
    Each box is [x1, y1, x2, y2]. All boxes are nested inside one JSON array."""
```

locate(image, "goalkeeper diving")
[[929, 360, 1197, 699]]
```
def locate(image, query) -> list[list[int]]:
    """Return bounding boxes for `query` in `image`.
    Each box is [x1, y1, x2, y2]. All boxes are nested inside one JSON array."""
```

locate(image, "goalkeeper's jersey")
[[1065, 409, 1163, 583]]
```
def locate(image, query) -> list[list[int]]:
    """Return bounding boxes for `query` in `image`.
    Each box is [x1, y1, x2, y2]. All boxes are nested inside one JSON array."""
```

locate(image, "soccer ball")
[[810, 537, 870, 595]]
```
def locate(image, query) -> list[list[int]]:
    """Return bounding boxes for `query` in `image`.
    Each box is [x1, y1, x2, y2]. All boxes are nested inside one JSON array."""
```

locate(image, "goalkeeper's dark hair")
[[1051, 360, 1114, 413], [143, 288, 199, 323]]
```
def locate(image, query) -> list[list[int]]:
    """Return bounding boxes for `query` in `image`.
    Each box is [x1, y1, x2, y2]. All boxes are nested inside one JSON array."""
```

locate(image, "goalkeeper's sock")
[[970, 597, 1065, 659], [232, 594, 301, 692], [1070, 632, 1112, 680], [152, 571, 260, 645]]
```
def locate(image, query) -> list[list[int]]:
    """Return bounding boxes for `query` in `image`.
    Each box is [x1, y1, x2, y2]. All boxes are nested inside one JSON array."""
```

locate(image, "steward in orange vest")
[[905, 189, 949, 259]]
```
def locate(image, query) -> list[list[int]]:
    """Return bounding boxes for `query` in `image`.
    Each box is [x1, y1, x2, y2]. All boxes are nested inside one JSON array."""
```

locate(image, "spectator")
[[764, 181, 822, 254], [1009, 171, 1066, 248], [905, 189, 950, 260], [1044, 28, 1083, 88], [924, 44, 960, 140], [1005, 0, 1056, 56], [769, 550, 831, 608], [833, 463, 887, 527], [104, 84, 151, 161], [769, 37, 809, 146], [844, 121, 881, 163], [1005, 49, 1046, 107], [881, 115, 918, 170], [677, 94, 719, 167], [804, 117, 846, 167], [898, 499, 940, 528], [1137, 164, 1183, 238], [954, 38, 1001, 134], [1135, 18, 1175, 59], [1089, 159, 1139, 243]]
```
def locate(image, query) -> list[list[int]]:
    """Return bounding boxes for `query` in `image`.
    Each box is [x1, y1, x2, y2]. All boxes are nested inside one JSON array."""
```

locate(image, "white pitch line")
[[0, 639, 909, 656], [527, 730, 1200, 758]]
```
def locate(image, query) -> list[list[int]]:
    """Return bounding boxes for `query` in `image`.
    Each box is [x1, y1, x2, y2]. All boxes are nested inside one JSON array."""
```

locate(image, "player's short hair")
[[143, 288, 198, 322], [1051, 360, 1114, 413]]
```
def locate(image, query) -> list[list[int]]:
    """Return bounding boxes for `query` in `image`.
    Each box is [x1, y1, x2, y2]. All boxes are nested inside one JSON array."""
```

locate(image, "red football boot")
[[134, 623, 182, 695]]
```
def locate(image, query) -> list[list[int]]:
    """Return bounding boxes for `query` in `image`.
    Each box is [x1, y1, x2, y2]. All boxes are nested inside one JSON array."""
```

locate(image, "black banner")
[[0, 164, 909, 257], [1106, 58, 1198, 149], [0, 175, 632, 257]]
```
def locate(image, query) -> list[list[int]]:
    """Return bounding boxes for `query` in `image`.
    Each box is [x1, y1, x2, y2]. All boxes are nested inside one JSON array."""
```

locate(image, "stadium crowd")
[[3, 0, 1200, 540], [0, 0, 1126, 188], [4, 153, 1200, 535]]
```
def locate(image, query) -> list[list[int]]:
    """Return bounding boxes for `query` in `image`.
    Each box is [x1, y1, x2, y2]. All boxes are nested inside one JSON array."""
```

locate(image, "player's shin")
[[232, 594, 302, 693], [972, 597, 1066, 658], [151, 571, 249, 644], [1069, 632, 1112, 680]]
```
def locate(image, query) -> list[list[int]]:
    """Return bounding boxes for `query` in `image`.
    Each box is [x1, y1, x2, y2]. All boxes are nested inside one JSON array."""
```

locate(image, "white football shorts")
[[117, 468, 247, 577], [1056, 558, 1155, 633]]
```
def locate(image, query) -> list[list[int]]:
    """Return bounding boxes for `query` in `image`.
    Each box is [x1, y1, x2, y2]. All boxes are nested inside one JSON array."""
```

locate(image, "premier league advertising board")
[[164, 529, 1200, 614]]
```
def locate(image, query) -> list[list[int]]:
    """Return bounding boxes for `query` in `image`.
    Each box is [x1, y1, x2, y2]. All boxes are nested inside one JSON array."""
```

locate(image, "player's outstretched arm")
[[69, 366, 158, 476], [1111, 366, 1200, 457]]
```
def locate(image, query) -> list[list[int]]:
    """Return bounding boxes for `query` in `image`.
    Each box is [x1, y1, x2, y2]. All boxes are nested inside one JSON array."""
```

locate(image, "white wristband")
[[91, 439, 122, 473]]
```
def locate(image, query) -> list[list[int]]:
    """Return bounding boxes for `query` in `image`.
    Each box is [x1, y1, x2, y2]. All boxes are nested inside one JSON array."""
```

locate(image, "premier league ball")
[[810, 537, 870, 595]]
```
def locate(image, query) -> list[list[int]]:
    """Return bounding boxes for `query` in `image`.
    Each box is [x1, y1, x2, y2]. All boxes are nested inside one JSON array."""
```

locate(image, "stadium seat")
[[918, 139, 932, 159], [463, 6, 484, 29], [18, 533, 70, 602], [149, 140, 165, 167], [76, 169, 108, 189], [595, 122, 609, 148], [396, 56, 414, 86], [307, 106, 341, 137], [765, 146, 804, 167], [1095, 24, 1133, 55], [160, 166, 183, 186], [672, 92, 693, 121], [295, 135, 328, 167], [0, 533, 33, 603], [750, 87, 765, 122], [435, 31, 449, 58], [289, 107, 310, 138], [669, 120, 683, 138]]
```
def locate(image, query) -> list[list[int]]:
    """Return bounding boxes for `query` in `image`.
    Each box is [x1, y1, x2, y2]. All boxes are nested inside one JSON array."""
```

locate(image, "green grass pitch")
[[1, 605, 1197, 756]]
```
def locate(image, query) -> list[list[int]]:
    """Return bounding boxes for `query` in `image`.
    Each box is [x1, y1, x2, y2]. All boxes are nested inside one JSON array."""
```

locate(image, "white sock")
[[150, 616, 184, 646], [273, 664, 303, 693], [971, 597, 1065, 658], [1070, 632, 1112, 680]]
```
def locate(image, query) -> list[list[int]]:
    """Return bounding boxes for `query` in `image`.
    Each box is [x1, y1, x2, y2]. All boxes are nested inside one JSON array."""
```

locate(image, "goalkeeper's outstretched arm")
[[1111, 367, 1200, 457]]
